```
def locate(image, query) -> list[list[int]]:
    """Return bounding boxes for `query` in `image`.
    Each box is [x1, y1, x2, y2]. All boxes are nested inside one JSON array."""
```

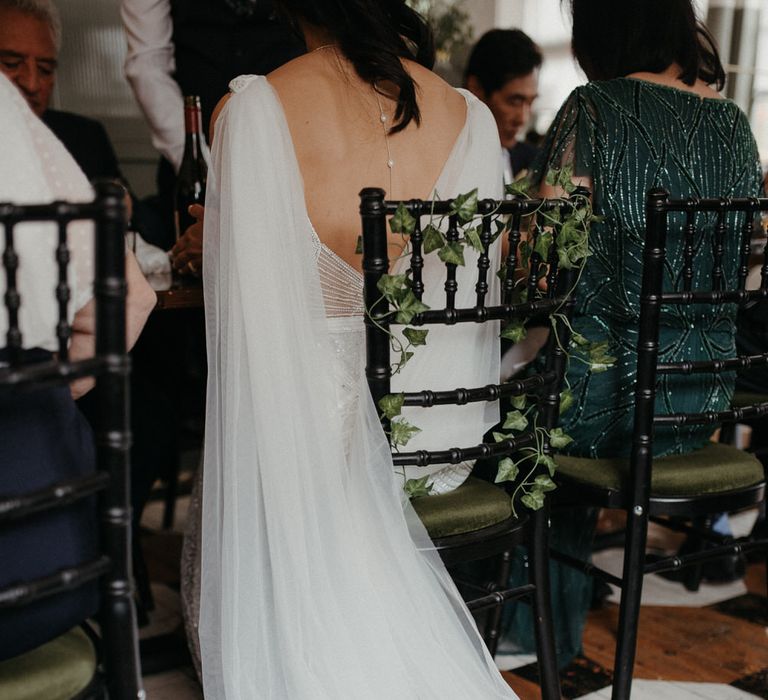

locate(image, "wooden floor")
[[140, 492, 767, 699], [502, 561, 767, 699]]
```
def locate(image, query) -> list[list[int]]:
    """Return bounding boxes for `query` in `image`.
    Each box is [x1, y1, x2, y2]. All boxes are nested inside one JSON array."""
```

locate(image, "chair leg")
[[529, 506, 562, 700], [162, 456, 180, 530], [681, 516, 710, 592], [611, 505, 650, 700], [483, 549, 513, 657]]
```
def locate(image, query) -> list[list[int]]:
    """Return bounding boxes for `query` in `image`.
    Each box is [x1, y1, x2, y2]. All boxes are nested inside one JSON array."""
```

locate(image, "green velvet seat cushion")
[[731, 391, 768, 408], [411, 476, 514, 539], [0, 626, 96, 700], [555, 442, 764, 497]]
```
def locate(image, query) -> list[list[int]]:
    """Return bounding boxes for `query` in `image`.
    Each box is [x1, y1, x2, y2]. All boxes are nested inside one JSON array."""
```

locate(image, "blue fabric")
[[0, 350, 99, 660]]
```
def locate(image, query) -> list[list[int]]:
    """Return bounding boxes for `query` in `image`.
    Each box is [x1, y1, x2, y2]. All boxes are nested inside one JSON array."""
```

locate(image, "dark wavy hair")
[[569, 0, 726, 90], [274, 0, 435, 134], [464, 29, 542, 95]]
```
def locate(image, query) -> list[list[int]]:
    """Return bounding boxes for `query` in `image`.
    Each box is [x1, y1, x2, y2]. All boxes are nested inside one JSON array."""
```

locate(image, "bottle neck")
[[184, 103, 203, 135], [183, 99, 205, 161]]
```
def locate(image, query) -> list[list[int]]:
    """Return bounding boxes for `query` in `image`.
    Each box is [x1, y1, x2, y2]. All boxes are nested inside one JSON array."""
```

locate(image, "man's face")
[[0, 8, 57, 117], [483, 72, 539, 149]]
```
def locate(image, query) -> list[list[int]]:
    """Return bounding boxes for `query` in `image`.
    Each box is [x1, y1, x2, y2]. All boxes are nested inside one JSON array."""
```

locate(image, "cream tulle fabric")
[[198, 75, 516, 699], [0, 73, 93, 352]]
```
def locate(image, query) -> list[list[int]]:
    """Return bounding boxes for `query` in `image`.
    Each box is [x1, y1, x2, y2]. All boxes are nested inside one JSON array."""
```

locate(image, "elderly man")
[[0, 0, 127, 185], [465, 29, 543, 181]]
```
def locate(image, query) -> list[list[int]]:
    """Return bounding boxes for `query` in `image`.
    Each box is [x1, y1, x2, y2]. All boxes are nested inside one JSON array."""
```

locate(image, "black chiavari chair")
[[360, 186, 591, 700], [0, 182, 143, 699], [552, 189, 768, 700]]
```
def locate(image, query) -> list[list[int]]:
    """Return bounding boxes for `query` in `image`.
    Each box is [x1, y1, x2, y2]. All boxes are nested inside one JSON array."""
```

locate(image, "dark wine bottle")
[[174, 95, 208, 240]]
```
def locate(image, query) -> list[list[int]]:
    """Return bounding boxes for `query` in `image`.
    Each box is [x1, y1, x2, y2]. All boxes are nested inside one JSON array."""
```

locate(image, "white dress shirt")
[[121, 0, 185, 170]]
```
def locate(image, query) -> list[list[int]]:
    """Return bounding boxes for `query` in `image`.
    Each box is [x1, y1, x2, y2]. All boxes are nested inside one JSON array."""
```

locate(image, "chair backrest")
[[632, 189, 768, 496], [0, 182, 142, 698], [360, 186, 589, 507]]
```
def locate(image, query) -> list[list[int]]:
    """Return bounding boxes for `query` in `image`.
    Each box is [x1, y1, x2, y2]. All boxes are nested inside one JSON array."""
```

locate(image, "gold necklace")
[[373, 85, 394, 195], [310, 48, 394, 195], [310, 43, 338, 53]]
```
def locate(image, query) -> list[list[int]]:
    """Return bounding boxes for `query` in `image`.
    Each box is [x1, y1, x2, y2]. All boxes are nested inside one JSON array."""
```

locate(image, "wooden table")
[[148, 272, 203, 311]]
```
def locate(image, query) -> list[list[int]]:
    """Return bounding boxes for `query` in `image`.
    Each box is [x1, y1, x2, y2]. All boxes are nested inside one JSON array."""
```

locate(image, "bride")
[[189, 1, 518, 697]]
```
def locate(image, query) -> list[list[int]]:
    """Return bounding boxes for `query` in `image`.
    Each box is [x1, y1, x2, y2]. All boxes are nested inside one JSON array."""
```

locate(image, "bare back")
[[267, 52, 467, 270]]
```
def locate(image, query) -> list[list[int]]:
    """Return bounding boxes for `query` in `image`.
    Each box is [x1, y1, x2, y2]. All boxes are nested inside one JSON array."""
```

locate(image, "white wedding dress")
[[190, 74, 517, 699]]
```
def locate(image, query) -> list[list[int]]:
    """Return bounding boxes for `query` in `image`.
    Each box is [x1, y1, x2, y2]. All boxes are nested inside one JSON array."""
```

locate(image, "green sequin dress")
[[502, 78, 763, 665], [537, 78, 763, 458]]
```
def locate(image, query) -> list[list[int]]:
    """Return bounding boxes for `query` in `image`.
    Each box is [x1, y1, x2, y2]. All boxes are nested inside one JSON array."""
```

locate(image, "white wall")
[[53, 0, 156, 196]]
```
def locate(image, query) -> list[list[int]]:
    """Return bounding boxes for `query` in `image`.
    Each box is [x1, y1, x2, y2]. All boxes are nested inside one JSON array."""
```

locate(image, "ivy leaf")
[[492, 219, 509, 243], [464, 225, 484, 252], [423, 224, 445, 254], [503, 409, 528, 432], [521, 490, 545, 511], [389, 202, 416, 235], [438, 241, 466, 266], [501, 319, 527, 343], [390, 418, 421, 447], [587, 341, 616, 373], [505, 179, 531, 197], [558, 247, 574, 270], [559, 390, 574, 415], [557, 165, 576, 194], [571, 206, 588, 224], [393, 350, 415, 373], [378, 393, 404, 420], [492, 431, 510, 443], [537, 453, 557, 477], [549, 427, 573, 449], [519, 239, 532, 268], [449, 188, 478, 223], [377, 274, 410, 304], [545, 169, 558, 187], [355, 235, 363, 254], [511, 394, 527, 410], [403, 327, 428, 347], [534, 230, 553, 258], [495, 457, 519, 483], [571, 332, 589, 347], [404, 476, 433, 499], [394, 291, 430, 324], [534, 474, 557, 492]]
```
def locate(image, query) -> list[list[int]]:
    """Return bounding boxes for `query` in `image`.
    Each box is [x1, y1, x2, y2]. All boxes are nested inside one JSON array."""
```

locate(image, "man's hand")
[[170, 204, 204, 276]]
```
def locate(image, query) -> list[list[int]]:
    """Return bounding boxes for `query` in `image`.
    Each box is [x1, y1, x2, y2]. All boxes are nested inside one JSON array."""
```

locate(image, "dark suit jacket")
[[42, 109, 124, 183], [508, 140, 539, 178]]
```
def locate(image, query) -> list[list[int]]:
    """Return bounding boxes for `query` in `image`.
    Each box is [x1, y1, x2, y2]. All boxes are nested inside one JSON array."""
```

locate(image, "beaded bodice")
[[310, 226, 365, 318]]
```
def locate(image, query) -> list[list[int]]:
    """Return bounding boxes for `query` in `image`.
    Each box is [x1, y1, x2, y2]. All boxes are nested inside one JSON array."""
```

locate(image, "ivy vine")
[[366, 167, 615, 510]]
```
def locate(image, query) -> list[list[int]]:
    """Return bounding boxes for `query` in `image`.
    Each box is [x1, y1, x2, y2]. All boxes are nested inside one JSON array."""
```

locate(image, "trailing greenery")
[[367, 168, 614, 511]]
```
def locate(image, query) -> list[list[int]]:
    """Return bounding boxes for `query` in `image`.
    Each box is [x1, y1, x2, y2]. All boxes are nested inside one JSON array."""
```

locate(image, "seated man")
[[0, 0, 127, 185], [465, 29, 542, 182]]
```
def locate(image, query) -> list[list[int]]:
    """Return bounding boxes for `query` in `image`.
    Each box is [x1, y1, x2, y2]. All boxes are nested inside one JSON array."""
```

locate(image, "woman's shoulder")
[[211, 75, 280, 136]]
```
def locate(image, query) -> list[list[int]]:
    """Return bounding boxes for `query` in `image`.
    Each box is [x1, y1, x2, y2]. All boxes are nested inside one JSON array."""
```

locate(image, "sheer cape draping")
[[199, 74, 516, 699], [0, 73, 93, 352]]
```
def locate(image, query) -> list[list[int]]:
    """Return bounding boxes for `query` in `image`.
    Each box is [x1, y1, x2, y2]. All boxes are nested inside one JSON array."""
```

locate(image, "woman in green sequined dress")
[[502, 0, 763, 665]]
